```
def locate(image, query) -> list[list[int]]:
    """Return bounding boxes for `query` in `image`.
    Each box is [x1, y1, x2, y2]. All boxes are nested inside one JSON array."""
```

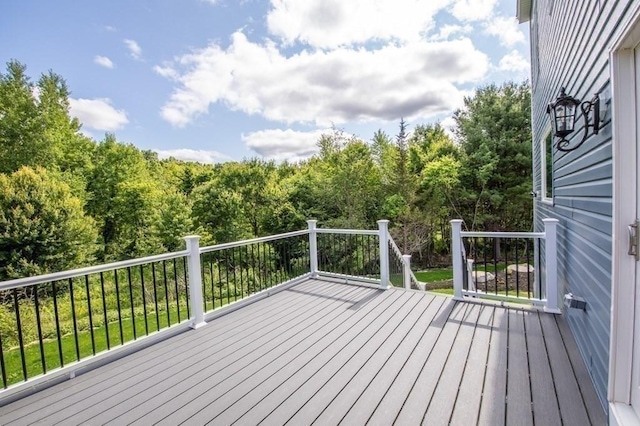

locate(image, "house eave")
[[516, 0, 532, 23]]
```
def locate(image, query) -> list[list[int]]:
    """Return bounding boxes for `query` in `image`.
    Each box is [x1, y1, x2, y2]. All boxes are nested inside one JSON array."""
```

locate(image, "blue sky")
[[1, 0, 530, 163]]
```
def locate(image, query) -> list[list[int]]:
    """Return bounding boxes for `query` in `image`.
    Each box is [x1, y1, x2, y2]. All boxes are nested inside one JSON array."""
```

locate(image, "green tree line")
[[0, 60, 532, 280]]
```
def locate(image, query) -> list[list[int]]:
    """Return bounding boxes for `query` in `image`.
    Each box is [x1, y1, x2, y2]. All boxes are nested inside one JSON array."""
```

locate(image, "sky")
[[0, 0, 530, 163]]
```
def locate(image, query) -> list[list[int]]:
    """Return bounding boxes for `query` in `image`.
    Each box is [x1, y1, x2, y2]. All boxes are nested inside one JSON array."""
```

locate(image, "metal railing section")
[[451, 219, 561, 312], [0, 250, 190, 389], [199, 231, 311, 315], [313, 228, 381, 284], [0, 218, 415, 396]]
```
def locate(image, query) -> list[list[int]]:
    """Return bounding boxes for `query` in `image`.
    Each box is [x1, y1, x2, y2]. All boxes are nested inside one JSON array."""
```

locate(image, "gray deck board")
[[272, 293, 431, 425], [338, 296, 450, 425], [1, 278, 332, 423], [192, 290, 411, 425], [477, 305, 508, 425], [540, 313, 593, 426], [449, 305, 494, 426], [524, 310, 562, 426], [556, 316, 608, 426], [311, 294, 442, 425], [422, 303, 483, 424], [0, 279, 606, 426], [393, 301, 472, 425], [506, 309, 533, 426]]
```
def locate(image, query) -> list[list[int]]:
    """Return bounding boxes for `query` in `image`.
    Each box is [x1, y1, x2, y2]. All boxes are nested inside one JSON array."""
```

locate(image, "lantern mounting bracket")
[[547, 88, 600, 152]]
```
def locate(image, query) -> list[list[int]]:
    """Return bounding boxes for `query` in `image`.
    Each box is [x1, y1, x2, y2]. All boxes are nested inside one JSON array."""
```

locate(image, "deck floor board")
[[0, 279, 605, 426]]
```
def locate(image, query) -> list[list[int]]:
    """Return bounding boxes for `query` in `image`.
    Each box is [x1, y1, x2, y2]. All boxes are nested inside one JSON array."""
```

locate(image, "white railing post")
[[403, 254, 412, 290], [543, 218, 561, 314], [378, 220, 390, 289], [308, 220, 319, 278], [184, 235, 206, 329], [450, 219, 464, 301]]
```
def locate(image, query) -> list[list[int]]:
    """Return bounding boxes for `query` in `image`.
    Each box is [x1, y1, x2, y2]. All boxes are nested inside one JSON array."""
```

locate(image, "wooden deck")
[[0, 279, 606, 425]]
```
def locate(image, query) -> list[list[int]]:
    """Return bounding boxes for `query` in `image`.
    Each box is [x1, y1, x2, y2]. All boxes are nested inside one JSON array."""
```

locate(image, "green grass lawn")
[[1, 303, 194, 388], [1, 292, 249, 388], [414, 269, 453, 283]]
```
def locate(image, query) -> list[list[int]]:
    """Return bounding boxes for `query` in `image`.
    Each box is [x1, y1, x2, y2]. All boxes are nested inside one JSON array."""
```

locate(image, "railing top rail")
[[315, 229, 378, 235], [0, 250, 190, 291], [388, 235, 403, 257], [460, 231, 545, 238], [199, 229, 310, 253]]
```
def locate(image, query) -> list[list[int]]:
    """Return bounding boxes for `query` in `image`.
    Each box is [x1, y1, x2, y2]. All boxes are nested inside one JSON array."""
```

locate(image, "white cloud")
[[450, 0, 498, 22], [69, 98, 129, 131], [266, 0, 451, 48], [104, 25, 117, 32], [157, 31, 489, 128], [242, 128, 330, 161], [498, 50, 530, 73], [124, 39, 143, 60], [432, 24, 473, 40], [94, 55, 114, 69], [200, 0, 218, 4], [484, 16, 525, 47], [154, 149, 231, 164]]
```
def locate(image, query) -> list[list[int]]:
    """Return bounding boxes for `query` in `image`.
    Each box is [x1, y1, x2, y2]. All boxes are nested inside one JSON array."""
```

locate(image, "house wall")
[[529, 0, 636, 408]]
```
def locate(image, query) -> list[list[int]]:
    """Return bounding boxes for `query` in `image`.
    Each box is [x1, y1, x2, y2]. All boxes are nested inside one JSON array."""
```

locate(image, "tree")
[[0, 61, 45, 174], [454, 82, 533, 231], [87, 134, 164, 259], [0, 167, 97, 280]]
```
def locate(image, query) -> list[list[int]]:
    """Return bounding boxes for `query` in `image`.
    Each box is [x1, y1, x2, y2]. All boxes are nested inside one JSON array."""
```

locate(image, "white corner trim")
[[609, 6, 640, 407], [610, 402, 640, 426]]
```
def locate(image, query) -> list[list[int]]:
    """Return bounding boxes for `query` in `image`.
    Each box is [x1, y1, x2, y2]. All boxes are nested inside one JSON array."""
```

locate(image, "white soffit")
[[517, 0, 532, 23]]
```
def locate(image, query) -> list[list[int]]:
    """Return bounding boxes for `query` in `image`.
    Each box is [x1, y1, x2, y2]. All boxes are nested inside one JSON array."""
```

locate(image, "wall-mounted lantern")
[[547, 87, 600, 152]]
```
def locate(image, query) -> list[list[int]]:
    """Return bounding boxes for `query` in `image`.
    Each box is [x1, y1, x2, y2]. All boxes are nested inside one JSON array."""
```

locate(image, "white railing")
[[388, 235, 423, 290], [0, 218, 415, 402], [450, 219, 560, 312]]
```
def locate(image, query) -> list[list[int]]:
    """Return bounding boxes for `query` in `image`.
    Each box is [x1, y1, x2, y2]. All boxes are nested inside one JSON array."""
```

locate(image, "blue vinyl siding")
[[529, 0, 635, 408]]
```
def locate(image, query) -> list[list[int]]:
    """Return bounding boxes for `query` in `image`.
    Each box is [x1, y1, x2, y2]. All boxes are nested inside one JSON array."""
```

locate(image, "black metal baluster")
[[0, 330, 6, 388], [33, 285, 46, 373], [232, 247, 238, 301], [68, 278, 81, 361], [215, 252, 223, 307], [183, 257, 190, 318], [13, 289, 27, 380], [52, 281, 64, 367], [114, 270, 124, 345], [515, 238, 520, 298], [538, 238, 542, 299], [172, 259, 181, 322], [526, 239, 531, 298], [250, 244, 256, 292], [493, 239, 498, 296], [140, 265, 149, 336], [257, 243, 263, 291], [151, 263, 160, 332], [201, 254, 208, 312], [127, 268, 136, 340], [100, 272, 110, 350], [162, 261, 171, 325], [505, 239, 509, 298], [85, 276, 95, 356], [367, 235, 372, 275], [225, 249, 231, 303], [238, 245, 245, 298], [209, 254, 215, 310], [283, 240, 290, 280]]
